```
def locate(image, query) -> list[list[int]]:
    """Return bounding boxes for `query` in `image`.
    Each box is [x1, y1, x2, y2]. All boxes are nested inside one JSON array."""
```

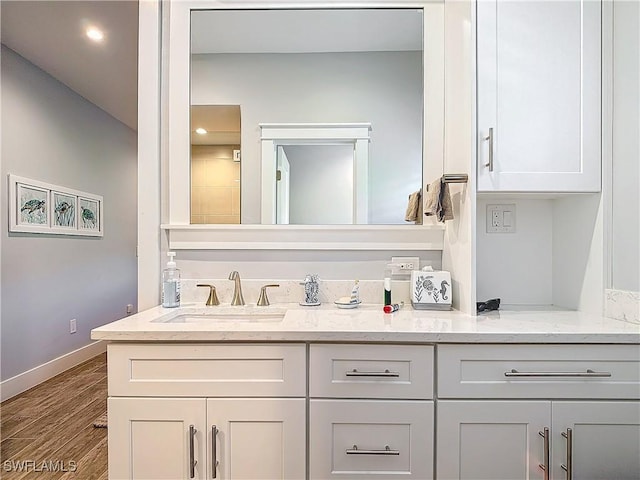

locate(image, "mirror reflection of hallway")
[[190, 105, 241, 224], [276, 144, 354, 225]]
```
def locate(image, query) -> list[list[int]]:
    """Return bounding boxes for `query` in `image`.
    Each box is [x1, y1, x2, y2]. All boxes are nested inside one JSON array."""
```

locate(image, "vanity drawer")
[[108, 343, 306, 397], [309, 344, 434, 399], [309, 399, 433, 479], [437, 344, 640, 399]]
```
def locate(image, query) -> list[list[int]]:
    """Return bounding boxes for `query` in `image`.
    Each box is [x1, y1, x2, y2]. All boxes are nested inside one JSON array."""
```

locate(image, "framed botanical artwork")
[[8, 174, 104, 237]]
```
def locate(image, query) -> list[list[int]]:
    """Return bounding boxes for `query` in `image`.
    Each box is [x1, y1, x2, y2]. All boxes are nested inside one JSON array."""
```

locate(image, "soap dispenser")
[[162, 252, 181, 308]]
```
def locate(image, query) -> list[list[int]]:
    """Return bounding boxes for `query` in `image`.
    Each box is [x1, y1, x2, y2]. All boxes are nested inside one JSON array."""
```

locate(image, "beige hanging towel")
[[404, 189, 423, 224], [424, 178, 454, 222]]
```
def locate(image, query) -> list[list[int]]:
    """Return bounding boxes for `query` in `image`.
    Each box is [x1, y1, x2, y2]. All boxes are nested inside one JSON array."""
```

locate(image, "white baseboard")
[[0, 341, 106, 402]]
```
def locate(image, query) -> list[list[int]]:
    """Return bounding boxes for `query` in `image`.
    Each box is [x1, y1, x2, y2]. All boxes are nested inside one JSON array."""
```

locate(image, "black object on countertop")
[[477, 298, 500, 313]]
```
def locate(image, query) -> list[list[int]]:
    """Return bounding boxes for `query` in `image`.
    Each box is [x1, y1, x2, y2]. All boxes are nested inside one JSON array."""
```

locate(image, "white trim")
[[162, 224, 445, 251], [0, 341, 106, 402], [138, 0, 163, 310], [602, 0, 614, 289], [260, 123, 371, 224]]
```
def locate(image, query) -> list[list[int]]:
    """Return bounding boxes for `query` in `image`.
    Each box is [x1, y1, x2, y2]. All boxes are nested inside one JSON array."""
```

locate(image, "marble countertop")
[[91, 303, 640, 344]]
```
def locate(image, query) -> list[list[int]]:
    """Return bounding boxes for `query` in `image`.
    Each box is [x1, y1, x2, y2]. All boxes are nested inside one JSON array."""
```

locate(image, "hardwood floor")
[[0, 353, 107, 480]]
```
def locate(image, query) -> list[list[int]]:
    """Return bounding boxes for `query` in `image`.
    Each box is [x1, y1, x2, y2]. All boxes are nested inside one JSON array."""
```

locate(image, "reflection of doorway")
[[277, 144, 354, 224], [261, 123, 371, 224]]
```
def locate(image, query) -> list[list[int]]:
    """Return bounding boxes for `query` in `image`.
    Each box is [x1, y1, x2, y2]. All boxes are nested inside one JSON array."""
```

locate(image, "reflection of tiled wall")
[[191, 145, 240, 224]]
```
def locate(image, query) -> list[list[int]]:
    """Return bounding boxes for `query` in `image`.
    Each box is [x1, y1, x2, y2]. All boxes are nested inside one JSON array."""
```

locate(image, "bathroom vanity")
[[120, 0, 640, 477], [92, 305, 640, 479]]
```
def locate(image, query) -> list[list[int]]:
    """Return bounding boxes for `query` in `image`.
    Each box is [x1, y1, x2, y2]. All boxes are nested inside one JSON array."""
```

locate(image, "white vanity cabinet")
[[477, 0, 602, 192], [308, 344, 435, 479], [106, 343, 307, 480], [436, 344, 640, 479]]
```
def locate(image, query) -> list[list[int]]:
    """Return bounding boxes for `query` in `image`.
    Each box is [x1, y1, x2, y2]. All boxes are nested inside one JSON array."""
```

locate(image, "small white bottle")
[[162, 252, 181, 308]]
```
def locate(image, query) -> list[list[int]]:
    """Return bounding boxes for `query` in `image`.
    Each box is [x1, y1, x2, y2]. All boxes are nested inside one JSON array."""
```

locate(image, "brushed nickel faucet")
[[228, 271, 245, 306]]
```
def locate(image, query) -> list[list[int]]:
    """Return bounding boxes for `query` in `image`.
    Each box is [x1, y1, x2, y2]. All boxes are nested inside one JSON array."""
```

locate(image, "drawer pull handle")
[[212, 425, 218, 479], [538, 427, 550, 480], [189, 425, 197, 479], [505, 369, 612, 378], [345, 369, 400, 378], [561, 428, 573, 479], [346, 445, 400, 456]]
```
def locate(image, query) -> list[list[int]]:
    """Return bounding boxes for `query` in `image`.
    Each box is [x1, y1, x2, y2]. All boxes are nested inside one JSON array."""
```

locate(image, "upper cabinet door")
[[477, 0, 601, 192]]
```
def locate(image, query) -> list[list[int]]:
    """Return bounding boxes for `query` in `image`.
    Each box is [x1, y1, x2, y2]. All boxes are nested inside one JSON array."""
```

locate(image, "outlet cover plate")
[[390, 256, 420, 275], [486, 204, 516, 233]]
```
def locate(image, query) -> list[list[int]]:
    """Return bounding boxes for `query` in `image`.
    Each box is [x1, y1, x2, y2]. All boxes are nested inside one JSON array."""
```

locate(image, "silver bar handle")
[[345, 369, 400, 378], [505, 369, 612, 378], [189, 425, 197, 479], [561, 428, 573, 480], [538, 427, 550, 480], [345, 445, 400, 456], [484, 127, 494, 171], [212, 425, 218, 479]]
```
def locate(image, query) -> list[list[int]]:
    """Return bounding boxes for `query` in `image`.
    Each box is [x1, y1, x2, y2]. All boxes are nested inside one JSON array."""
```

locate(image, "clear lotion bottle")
[[162, 252, 181, 308]]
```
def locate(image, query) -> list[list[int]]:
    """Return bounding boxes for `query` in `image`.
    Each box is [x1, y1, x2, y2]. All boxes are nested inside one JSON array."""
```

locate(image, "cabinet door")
[[207, 398, 305, 480], [437, 400, 550, 480], [477, 0, 601, 192], [552, 401, 640, 479], [108, 397, 206, 480], [309, 399, 433, 479]]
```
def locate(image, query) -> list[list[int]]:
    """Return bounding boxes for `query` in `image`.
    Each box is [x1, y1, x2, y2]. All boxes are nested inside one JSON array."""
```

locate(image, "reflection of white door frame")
[[260, 123, 371, 224], [276, 146, 291, 224]]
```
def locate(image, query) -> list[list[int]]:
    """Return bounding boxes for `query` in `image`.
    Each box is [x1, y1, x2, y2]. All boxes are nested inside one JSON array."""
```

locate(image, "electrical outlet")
[[70, 318, 77, 334], [126, 304, 134, 315], [492, 210, 502, 227], [390, 256, 420, 275], [487, 204, 516, 233]]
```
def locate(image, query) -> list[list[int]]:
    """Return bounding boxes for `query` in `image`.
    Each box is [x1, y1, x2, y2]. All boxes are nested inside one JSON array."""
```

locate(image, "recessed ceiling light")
[[195, 128, 207, 135], [86, 27, 104, 42]]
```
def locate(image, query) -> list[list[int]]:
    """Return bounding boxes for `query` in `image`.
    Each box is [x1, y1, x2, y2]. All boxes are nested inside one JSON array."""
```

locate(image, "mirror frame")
[[163, 0, 446, 251]]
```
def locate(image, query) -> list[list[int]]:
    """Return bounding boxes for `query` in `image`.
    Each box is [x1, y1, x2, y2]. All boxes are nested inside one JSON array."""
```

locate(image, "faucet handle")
[[257, 284, 280, 306], [197, 284, 220, 306]]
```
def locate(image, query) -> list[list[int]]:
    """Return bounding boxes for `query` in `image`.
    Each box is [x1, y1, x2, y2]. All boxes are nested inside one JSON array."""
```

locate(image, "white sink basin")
[[153, 312, 286, 323]]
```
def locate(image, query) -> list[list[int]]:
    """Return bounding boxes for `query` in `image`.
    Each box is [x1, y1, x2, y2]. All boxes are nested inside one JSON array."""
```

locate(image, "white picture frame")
[[8, 174, 104, 237]]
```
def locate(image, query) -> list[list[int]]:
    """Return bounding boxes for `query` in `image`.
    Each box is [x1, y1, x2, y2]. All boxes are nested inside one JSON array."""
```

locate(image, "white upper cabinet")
[[477, 0, 601, 192]]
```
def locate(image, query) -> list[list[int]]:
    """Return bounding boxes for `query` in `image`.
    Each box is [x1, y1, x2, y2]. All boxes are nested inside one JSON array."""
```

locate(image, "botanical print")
[[79, 197, 99, 230], [18, 184, 48, 226], [52, 192, 76, 228], [414, 275, 449, 303]]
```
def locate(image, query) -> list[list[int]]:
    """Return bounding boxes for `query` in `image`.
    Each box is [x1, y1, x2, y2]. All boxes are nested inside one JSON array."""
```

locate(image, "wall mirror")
[[166, 1, 445, 249], [190, 8, 424, 225]]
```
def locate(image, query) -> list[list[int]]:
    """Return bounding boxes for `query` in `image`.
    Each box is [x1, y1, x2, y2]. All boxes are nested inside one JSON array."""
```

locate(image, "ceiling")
[[1, 1, 139, 130], [192, 9, 423, 54]]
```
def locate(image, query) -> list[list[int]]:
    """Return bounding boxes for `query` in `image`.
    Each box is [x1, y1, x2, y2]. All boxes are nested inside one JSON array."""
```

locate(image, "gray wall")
[[191, 51, 423, 224], [1, 46, 137, 381], [612, 1, 639, 292]]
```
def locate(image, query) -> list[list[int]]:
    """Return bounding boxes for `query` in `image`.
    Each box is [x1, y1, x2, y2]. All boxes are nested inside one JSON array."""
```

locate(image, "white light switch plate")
[[486, 204, 516, 233]]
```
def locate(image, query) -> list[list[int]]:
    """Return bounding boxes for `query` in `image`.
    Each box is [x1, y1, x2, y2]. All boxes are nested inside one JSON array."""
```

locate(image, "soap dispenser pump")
[[162, 252, 181, 308]]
